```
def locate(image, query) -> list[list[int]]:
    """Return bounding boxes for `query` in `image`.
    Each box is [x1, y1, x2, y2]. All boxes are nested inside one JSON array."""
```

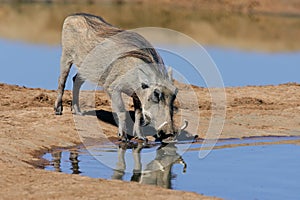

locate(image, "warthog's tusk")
[[176, 119, 188, 137], [180, 119, 188, 131], [157, 121, 168, 130]]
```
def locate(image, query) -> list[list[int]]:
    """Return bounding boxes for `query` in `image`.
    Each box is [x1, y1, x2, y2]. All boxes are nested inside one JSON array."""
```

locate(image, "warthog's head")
[[137, 81, 188, 142]]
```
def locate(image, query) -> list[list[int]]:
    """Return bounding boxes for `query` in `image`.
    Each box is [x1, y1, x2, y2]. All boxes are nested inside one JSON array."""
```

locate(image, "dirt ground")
[[0, 82, 300, 199]]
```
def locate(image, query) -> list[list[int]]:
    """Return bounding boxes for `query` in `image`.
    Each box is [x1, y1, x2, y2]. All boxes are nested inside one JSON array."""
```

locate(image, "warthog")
[[54, 13, 187, 142]]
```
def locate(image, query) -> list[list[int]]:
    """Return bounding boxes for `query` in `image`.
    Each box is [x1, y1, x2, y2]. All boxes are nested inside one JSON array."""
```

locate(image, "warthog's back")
[[61, 13, 123, 66], [62, 13, 167, 85]]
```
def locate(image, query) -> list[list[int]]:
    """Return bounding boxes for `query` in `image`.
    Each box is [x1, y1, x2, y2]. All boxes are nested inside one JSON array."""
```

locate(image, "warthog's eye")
[[141, 83, 149, 89], [151, 89, 162, 103]]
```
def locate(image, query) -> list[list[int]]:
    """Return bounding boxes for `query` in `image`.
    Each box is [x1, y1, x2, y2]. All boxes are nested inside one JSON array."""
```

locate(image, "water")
[[1, 3, 300, 89], [43, 137, 300, 200], [1, 39, 299, 89]]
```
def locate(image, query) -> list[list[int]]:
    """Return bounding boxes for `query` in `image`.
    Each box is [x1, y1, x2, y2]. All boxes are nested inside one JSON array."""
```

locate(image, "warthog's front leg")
[[111, 91, 128, 141], [132, 94, 146, 141]]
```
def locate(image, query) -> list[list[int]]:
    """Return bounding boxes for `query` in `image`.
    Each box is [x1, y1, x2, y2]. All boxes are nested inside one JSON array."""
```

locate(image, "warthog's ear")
[[141, 83, 149, 89], [151, 89, 162, 103], [167, 66, 174, 83]]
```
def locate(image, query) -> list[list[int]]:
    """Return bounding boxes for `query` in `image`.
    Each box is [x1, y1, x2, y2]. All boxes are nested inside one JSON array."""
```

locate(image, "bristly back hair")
[[72, 13, 124, 38]]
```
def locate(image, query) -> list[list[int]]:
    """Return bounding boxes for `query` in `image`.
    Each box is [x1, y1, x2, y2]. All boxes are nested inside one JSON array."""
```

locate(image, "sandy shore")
[[0, 82, 299, 199]]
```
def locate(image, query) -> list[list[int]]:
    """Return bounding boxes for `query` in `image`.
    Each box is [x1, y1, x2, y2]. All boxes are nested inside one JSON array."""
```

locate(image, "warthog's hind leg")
[[72, 73, 84, 115], [54, 55, 72, 115]]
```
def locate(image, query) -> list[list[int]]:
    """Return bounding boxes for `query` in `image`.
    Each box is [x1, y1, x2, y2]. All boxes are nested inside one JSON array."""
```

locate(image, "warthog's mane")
[[120, 49, 163, 64], [74, 13, 123, 38]]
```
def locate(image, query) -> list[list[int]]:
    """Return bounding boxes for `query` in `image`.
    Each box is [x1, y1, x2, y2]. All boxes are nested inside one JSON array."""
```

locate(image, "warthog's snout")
[[157, 120, 188, 143]]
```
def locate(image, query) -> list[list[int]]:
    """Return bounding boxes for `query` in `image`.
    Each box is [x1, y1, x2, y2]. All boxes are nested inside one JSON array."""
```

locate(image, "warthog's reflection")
[[112, 143, 187, 189], [50, 143, 186, 189], [51, 151, 81, 174]]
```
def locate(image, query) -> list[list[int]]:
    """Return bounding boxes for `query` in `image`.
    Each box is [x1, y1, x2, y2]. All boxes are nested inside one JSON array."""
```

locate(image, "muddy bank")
[[0, 82, 300, 199]]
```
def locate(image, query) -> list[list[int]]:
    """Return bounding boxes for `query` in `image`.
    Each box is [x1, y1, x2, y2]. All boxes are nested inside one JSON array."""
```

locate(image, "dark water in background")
[[43, 137, 300, 200]]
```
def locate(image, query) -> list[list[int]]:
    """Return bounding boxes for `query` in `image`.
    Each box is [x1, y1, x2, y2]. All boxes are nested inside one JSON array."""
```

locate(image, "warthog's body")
[[54, 13, 185, 141]]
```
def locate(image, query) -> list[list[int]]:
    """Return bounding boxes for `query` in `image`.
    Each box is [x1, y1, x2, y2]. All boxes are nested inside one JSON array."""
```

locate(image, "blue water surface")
[[0, 39, 299, 89], [43, 140, 300, 200]]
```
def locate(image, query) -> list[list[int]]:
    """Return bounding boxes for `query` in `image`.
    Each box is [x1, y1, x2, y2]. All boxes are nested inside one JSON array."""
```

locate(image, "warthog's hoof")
[[118, 133, 129, 143], [162, 136, 177, 144], [55, 111, 62, 115], [121, 137, 129, 143], [72, 111, 83, 116], [72, 105, 83, 115], [136, 137, 148, 143], [54, 107, 63, 115], [130, 136, 147, 144]]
